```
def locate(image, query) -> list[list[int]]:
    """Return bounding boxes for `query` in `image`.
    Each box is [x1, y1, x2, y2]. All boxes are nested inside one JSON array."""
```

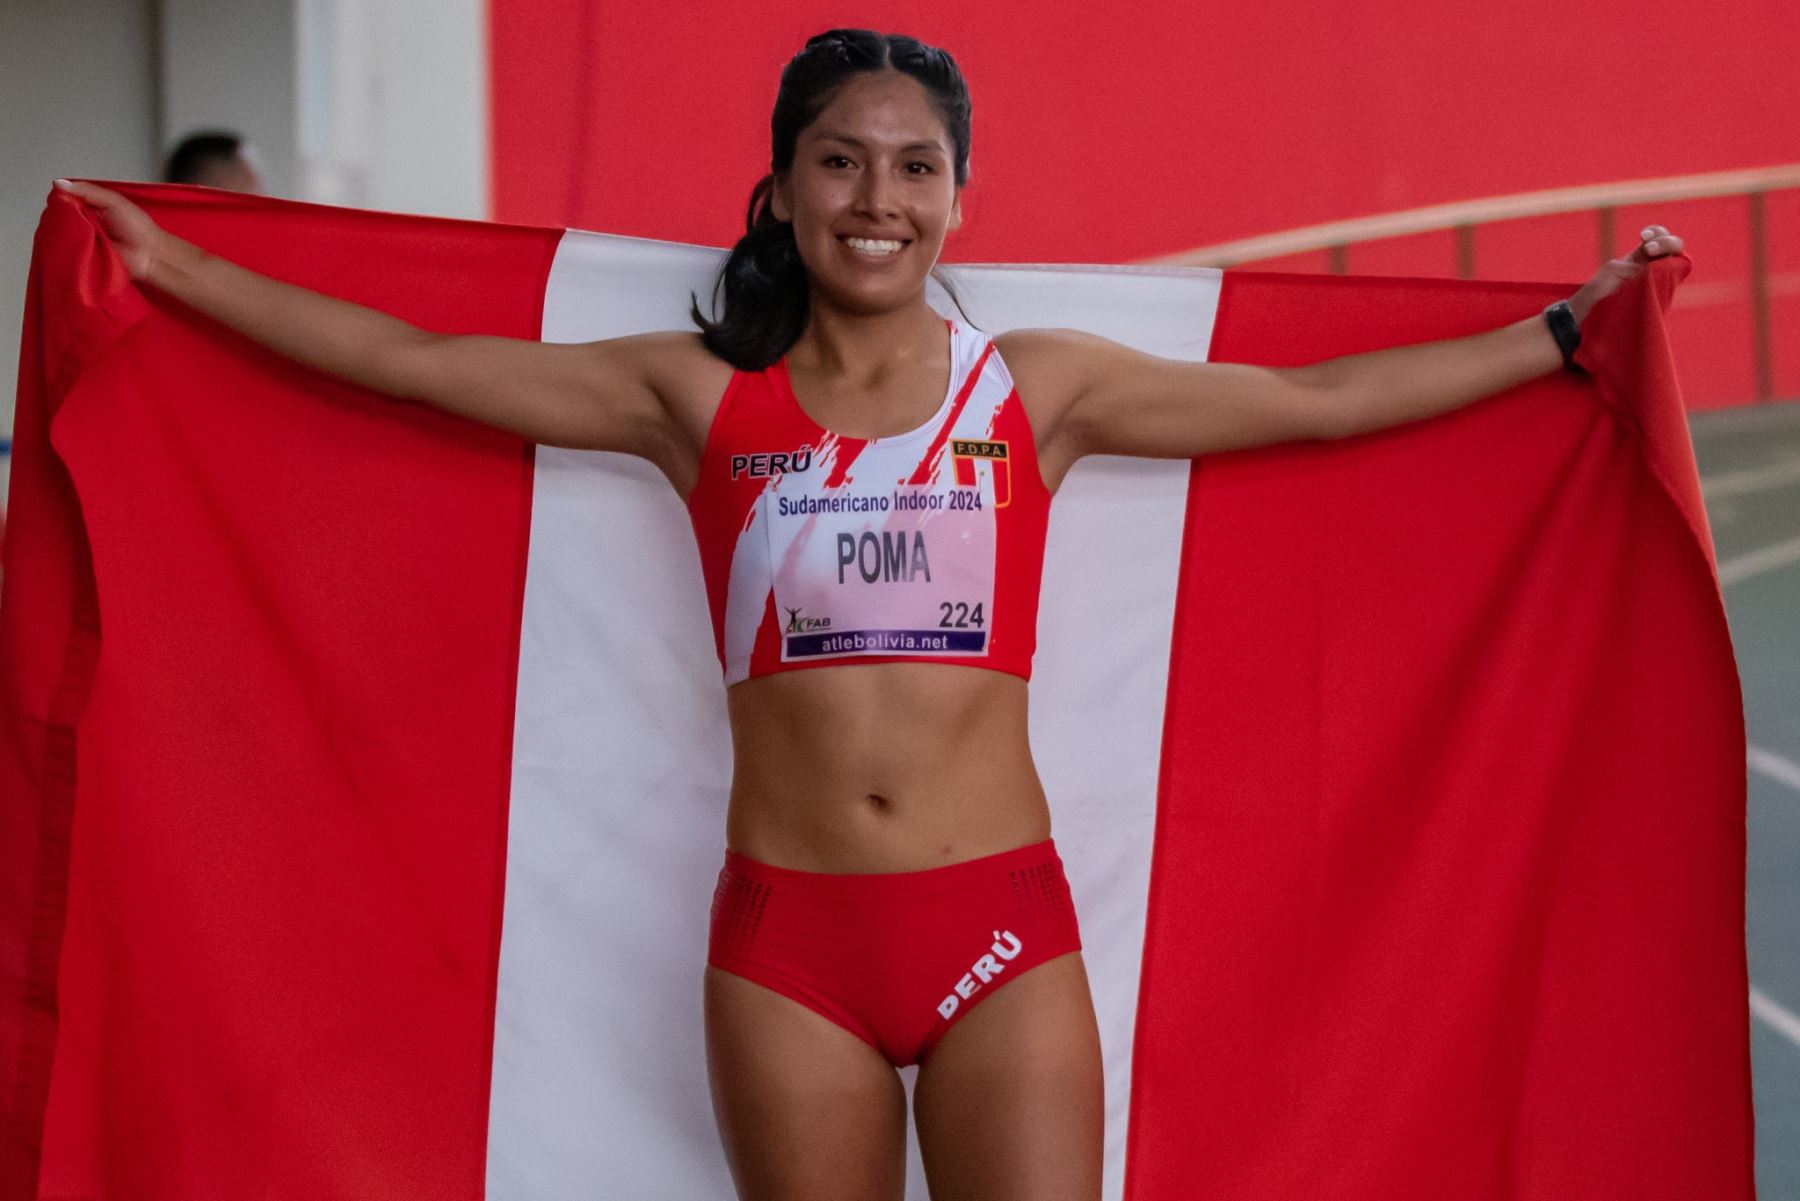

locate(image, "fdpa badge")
[[950, 439, 1011, 507]]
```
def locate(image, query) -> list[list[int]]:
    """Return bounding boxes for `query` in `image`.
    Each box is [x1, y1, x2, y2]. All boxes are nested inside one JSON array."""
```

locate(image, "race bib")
[[765, 440, 1009, 663]]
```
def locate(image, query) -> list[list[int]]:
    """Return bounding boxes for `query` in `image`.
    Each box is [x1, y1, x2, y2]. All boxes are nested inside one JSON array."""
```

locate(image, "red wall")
[[491, 1, 1800, 407]]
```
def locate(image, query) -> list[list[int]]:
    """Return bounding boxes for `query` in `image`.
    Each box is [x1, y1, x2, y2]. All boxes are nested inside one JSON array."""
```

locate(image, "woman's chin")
[[813, 275, 930, 317]]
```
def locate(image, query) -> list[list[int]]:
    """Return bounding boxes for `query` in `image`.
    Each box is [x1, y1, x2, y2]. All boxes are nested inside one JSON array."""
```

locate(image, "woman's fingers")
[[55, 179, 119, 208], [1633, 224, 1683, 261], [1563, 224, 1690, 325], [55, 179, 144, 229], [53, 179, 165, 281], [55, 180, 136, 230]]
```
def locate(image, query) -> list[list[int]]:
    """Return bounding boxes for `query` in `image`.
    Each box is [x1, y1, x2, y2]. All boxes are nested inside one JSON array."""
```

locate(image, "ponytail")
[[689, 175, 809, 371]]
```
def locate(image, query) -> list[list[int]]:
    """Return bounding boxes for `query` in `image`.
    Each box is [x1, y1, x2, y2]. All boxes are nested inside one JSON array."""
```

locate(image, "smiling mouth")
[[838, 235, 911, 257]]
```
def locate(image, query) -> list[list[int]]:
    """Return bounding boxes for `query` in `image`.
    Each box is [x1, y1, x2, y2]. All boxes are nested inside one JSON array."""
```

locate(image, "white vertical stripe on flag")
[[488, 231, 736, 1201], [942, 266, 1220, 1201], [486, 230, 1219, 1199]]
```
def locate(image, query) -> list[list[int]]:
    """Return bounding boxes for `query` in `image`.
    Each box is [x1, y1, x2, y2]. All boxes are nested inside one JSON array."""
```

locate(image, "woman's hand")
[[1567, 224, 1685, 326], [54, 178, 186, 285]]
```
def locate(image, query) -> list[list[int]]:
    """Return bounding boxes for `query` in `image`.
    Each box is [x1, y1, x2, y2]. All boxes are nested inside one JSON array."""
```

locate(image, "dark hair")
[[690, 30, 973, 370], [164, 130, 246, 185]]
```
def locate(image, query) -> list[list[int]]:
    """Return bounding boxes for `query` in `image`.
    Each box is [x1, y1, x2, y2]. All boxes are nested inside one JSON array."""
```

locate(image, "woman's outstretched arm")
[[53, 179, 691, 467], [1015, 226, 1685, 471]]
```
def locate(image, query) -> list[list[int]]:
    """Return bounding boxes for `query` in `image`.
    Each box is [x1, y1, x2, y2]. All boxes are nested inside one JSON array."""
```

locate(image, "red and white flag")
[[1, 185, 1751, 1200]]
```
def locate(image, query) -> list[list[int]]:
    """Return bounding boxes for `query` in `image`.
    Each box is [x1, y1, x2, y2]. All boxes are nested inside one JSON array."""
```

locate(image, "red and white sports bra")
[[686, 318, 1051, 686]]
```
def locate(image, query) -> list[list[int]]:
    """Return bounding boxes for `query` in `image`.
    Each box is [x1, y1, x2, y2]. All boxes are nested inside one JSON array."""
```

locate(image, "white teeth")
[[844, 237, 904, 255]]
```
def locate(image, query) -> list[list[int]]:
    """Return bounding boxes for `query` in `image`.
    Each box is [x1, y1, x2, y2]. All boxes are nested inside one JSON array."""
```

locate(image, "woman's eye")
[[908, 162, 934, 174], [825, 155, 852, 168]]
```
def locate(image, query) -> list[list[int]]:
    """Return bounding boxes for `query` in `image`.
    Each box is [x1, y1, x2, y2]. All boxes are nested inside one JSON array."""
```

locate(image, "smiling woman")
[[689, 31, 971, 375]]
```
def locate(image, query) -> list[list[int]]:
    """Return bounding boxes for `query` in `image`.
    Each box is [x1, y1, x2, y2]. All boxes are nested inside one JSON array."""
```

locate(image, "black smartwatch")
[[1543, 300, 1585, 374]]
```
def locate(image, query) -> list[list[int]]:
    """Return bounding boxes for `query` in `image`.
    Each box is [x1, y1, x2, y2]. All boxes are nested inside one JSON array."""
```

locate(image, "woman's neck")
[[789, 297, 947, 385]]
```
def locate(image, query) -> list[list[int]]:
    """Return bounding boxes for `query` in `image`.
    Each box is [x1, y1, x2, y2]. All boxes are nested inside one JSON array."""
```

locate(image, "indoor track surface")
[[1693, 399, 1800, 1199]]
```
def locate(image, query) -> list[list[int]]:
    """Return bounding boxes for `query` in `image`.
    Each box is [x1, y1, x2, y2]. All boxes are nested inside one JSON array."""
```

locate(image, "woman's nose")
[[853, 169, 899, 217]]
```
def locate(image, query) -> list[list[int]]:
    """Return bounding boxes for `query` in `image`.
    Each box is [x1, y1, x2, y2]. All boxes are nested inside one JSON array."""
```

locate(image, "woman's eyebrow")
[[811, 130, 947, 155]]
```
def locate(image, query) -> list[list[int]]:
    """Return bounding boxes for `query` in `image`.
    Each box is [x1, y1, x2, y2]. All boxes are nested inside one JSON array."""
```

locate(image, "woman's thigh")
[[911, 951, 1104, 1201], [703, 965, 909, 1201]]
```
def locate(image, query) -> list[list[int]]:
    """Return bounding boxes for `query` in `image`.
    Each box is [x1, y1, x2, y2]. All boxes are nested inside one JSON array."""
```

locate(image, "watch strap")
[[1543, 300, 1585, 374]]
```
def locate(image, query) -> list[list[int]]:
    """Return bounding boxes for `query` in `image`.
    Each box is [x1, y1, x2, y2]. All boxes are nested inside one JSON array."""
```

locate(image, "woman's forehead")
[[804, 74, 951, 150]]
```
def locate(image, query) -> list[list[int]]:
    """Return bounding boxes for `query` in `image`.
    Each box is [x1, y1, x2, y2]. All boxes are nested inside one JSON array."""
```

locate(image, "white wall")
[[299, 0, 487, 220], [0, 0, 159, 464], [159, 0, 300, 197]]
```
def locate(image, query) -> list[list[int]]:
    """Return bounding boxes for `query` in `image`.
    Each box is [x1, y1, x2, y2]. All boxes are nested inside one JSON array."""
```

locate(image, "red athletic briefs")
[[707, 840, 1083, 1067]]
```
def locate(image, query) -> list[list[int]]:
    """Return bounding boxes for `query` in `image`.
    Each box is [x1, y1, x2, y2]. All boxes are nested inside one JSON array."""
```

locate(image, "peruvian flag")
[[1, 185, 1752, 1200]]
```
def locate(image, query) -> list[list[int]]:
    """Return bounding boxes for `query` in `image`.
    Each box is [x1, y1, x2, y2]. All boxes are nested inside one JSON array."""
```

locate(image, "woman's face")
[[772, 70, 963, 316]]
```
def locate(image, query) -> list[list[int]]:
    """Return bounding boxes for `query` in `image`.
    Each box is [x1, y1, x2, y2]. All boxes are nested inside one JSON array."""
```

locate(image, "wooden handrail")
[[1148, 163, 1800, 268]]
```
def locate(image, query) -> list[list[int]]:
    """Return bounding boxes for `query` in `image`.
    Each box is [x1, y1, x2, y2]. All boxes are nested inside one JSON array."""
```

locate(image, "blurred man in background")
[[162, 130, 265, 193]]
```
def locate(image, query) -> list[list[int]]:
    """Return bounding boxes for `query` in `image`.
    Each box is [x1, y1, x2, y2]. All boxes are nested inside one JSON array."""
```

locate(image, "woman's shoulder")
[[606, 329, 737, 463], [990, 327, 1109, 422], [991, 325, 1119, 362], [615, 328, 733, 382]]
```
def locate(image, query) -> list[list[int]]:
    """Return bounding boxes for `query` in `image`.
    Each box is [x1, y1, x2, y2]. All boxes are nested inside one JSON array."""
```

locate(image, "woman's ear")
[[947, 188, 963, 233], [770, 175, 791, 223]]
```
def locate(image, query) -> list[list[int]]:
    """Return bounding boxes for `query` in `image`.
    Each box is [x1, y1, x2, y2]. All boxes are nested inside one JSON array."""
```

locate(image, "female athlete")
[[59, 27, 1685, 1201]]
